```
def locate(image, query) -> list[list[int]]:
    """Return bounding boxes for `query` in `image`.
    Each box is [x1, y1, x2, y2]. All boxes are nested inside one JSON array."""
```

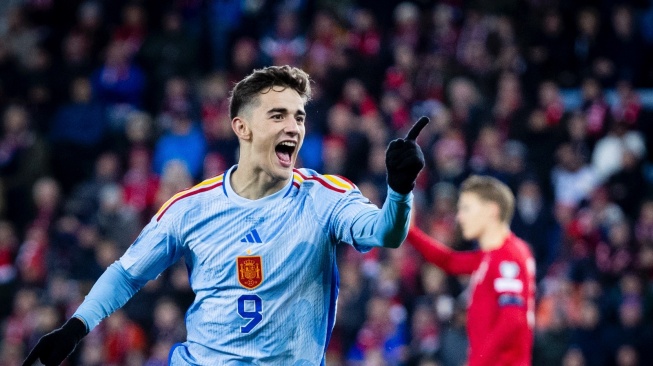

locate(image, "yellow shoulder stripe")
[[155, 175, 224, 217], [323, 175, 355, 190]]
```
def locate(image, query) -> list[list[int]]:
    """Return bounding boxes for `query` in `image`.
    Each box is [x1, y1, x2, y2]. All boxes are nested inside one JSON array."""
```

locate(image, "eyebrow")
[[266, 107, 306, 116]]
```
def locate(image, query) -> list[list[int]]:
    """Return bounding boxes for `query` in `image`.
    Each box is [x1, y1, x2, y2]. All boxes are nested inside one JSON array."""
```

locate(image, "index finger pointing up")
[[405, 116, 430, 141]]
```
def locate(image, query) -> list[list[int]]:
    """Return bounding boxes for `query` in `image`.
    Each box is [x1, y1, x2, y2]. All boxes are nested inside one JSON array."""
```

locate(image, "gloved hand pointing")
[[386, 116, 429, 194]]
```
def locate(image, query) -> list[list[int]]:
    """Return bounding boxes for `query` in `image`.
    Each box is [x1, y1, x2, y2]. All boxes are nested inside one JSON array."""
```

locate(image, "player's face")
[[247, 87, 306, 180], [456, 192, 492, 240]]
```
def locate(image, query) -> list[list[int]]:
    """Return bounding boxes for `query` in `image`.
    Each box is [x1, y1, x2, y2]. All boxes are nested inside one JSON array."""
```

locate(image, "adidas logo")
[[240, 229, 263, 244]]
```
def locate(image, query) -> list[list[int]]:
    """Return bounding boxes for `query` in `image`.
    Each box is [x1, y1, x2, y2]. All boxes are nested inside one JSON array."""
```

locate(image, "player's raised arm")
[[345, 117, 429, 249], [407, 225, 483, 274]]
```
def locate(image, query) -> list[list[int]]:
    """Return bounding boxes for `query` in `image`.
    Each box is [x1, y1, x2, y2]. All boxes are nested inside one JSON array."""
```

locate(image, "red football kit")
[[407, 227, 535, 366]]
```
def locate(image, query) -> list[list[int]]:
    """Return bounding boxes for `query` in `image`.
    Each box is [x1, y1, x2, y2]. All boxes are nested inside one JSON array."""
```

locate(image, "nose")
[[284, 119, 301, 136]]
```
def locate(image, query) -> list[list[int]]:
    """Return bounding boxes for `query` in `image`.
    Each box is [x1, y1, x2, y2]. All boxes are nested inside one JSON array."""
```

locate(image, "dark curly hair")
[[229, 65, 312, 120]]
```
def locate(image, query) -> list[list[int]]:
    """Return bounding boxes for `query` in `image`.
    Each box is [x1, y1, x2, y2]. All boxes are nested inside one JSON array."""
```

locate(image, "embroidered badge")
[[237, 256, 263, 289]]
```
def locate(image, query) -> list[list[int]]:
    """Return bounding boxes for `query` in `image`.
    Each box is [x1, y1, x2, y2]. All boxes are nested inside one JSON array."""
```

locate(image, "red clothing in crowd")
[[407, 227, 535, 366]]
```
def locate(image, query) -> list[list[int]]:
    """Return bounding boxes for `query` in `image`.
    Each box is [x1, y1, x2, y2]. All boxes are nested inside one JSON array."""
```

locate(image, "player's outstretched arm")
[[346, 118, 430, 249], [407, 226, 483, 274], [22, 262, 148, 365], [22, 317, 87, 366]]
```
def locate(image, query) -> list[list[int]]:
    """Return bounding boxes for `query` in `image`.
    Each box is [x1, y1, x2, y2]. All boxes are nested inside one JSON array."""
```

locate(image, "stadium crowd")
[[1, 0, 653, 365]]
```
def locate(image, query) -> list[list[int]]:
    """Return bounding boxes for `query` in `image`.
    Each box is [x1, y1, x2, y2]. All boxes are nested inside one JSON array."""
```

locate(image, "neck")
[[478, 223, 511, 251], [230, 161, 289, 200]]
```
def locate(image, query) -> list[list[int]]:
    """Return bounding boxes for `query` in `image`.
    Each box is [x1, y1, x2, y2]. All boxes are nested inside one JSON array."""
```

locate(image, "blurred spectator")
[[569, 300, 606, 366], [228, 37, 262, 85], [612, 80, 642, 128], [551, 142, 597, 207], [572, 8, 603, 82], [71, 1, 110, 66], [528, 9, 574, 86], [0, 220, 17, 317], [391, 2, 421, 51], [112, 3, 147, 58], [635, 200, 653, 246], [122, 146, 159, 225], [102, 309, 148, 364], [260, 11, 306, 67], [0, 104, 49, 233], [427, 129, 468, 190], [94, 184, 139, 250], [152, 102, 206, 180], [346, 295, 408, 364], [150, 298, 185, 345], [199, 74, 239, 168], [408, 301, 439, 359], [533, 308, 571, 366], [0, 6, 40, 68], [348, 8, 381, 59], [603, 296, 653, 364], [154, 160, 193, 209], [0, 37, 25, 104], [512, 179, 560, 280], [138, 10, 198, 110], [601, 5, 642, 86], [591, 120, 646, 184], [446, 77, 486, 146], [155, 76, 198, 131], [580, 77, 611, 145], [91, 40, 146, 123], [50, 76, 107, 193], [206, 0, 245, 71], [64, 152, 122, 224], [437, 300, 469, 366]]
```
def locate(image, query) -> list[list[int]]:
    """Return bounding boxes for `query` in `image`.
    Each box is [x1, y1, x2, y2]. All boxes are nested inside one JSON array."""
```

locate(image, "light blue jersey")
[[73, 166, 412, 365]]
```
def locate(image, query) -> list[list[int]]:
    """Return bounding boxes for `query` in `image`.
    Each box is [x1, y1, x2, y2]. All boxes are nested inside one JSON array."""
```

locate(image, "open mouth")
[[275, 141, 297, 167]]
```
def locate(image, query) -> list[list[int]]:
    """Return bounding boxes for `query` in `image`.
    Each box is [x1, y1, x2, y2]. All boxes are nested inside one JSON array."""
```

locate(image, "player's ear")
[[488, 201, 501, 222], [232, 117, 252, 141]]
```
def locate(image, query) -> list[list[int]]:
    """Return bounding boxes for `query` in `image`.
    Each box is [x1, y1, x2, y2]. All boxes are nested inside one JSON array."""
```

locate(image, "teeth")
[[279, 141, 296, 147]]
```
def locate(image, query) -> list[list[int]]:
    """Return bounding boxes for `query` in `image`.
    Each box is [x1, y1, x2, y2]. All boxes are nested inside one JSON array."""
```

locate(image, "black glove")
[[386, 116, 429, 194], [23, 317, 88, 366]]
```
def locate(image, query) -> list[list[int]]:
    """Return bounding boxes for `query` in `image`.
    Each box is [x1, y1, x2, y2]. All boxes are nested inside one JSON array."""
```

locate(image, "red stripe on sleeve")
[[293, 170, 346, 193], [156, 182, 223, 221]]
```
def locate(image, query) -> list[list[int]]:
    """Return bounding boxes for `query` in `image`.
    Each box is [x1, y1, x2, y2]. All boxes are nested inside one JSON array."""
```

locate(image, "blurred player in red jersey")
[[408, 175, 535, 366]]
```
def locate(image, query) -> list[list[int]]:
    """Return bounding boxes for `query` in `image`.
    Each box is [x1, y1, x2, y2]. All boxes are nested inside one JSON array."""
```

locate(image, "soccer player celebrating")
[[23, 66, 429, 365], [407, 176, 535, 366]]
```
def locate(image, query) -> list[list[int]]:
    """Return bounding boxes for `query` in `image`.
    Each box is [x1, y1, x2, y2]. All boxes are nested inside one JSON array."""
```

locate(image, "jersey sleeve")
[[302, 170, 411, 252], [407, 226, 483, 275], [344, 187, 412, 250], [118, 210, 185, 280], [324, 186, 381, 252], [72, 206, 185, 331]]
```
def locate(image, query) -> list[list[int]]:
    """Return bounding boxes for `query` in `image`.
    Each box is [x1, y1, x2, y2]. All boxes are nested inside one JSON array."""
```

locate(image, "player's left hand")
[[386, 116, 429, 194]]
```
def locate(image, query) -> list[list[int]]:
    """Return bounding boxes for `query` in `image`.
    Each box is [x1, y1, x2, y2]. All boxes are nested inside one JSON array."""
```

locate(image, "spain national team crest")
[[237, 256, 263, 290]]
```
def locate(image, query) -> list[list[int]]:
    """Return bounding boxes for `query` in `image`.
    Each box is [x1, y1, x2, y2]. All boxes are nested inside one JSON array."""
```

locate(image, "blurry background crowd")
[[1, 0, 653, 365]]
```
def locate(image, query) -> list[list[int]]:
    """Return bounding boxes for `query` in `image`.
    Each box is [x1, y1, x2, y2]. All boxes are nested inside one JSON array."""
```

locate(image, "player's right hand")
[[22, 317, 87, 366], [385, 116, 430, 194]]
